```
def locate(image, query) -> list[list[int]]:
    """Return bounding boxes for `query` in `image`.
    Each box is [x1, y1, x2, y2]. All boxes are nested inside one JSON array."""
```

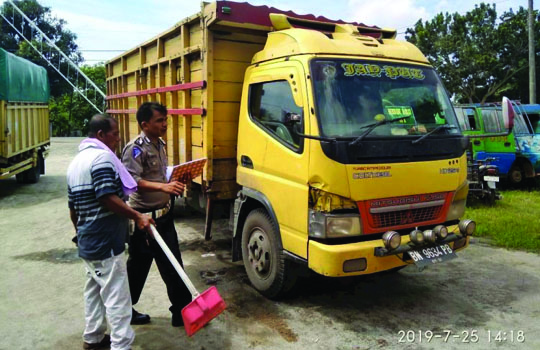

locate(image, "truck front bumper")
[[307, 224, 469, 277]]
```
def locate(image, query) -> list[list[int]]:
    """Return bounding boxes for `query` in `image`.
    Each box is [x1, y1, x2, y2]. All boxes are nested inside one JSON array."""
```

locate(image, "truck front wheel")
[[241, 208, 296, 299]]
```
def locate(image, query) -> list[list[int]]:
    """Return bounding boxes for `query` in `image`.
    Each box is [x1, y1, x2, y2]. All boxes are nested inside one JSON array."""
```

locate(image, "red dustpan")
[[150, 225, 226, 336]]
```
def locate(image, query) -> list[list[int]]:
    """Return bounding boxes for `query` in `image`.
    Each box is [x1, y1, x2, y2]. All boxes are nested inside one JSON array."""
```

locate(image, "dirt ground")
[[1, 137, 540, 350]]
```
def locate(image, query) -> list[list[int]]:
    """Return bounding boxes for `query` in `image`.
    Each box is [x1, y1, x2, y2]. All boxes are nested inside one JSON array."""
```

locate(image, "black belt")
[[134, 203, 170, 219]]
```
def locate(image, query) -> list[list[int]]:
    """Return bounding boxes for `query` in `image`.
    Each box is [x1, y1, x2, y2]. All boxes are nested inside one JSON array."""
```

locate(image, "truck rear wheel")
[[16, 154, 42, 184], [241, 208, 296, 299]]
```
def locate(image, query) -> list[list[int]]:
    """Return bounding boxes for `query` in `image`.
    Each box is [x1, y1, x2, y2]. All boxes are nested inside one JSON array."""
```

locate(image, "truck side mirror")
[[284, 112, 302, 126], [502, 96, 515, 132]]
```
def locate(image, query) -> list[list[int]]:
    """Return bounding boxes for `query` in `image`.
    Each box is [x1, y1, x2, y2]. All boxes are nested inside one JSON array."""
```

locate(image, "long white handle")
[[150, 225, 199, 299]]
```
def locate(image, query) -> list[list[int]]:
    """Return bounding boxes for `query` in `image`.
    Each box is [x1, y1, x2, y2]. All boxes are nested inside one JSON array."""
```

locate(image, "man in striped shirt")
[[67, 115, 153, 350]]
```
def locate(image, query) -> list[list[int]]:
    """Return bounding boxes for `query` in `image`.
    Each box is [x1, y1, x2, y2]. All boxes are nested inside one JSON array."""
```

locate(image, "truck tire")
[[241, 208, 297, 299], [508, 165, 523, 186], [15, 172, 24, 183], [16, 154, 42, 184]]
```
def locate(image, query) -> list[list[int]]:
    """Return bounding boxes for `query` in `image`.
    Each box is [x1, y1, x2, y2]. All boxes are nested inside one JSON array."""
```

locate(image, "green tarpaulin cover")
[[0, 48, 50, 103]]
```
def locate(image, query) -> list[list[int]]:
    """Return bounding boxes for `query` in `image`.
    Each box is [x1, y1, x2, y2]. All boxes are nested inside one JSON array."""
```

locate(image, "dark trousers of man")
[[127, 208, 192, 317]]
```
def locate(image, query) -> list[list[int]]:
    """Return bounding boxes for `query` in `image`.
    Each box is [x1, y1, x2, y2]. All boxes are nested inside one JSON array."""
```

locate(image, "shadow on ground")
[[132, 317, 232, 350], [200, 223, 538, 342], [13, 247, 80, 264], [275, 259, 536, 335], [0, 175, 67, 209]]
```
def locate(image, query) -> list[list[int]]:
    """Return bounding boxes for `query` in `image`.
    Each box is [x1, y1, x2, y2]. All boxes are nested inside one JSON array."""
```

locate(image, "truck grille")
[[359, 192, 450, 232], [371, 205, 444, 228]]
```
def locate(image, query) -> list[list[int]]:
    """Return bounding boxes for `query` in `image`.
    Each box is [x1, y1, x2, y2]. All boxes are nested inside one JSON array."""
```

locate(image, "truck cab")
[[455, 103, 539, 185], [234, 15, 474, 297], [514, 104, 540, 182]]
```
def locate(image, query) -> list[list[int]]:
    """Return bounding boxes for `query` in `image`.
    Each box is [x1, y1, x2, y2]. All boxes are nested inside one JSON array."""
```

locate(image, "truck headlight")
[[327, 216, 362, 237], [433, 225, 448, 239], [410, 229, 424, 245], [308, 210, 362, 238], [459, 219, 476, 236], [423, 229, 437, 243], [382, 231, 401, 250], [308, 210, 326, 238]]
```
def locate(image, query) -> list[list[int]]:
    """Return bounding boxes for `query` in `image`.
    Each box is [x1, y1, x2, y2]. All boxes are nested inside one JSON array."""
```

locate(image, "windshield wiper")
[[411, 125, 457, 144], [295, 132, 355, 143], [349, 116, 410, 146]]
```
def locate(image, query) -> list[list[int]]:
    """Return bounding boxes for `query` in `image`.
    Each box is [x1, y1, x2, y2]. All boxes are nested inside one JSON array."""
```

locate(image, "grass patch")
[[465, 190, 540, 253]]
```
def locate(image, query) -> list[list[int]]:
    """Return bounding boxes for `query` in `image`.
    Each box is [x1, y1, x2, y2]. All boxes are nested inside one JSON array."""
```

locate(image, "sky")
[[0, 0, 537, 63]]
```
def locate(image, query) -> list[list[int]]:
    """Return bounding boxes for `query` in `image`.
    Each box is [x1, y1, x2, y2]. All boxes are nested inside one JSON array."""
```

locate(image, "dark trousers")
[[127, 209, 192, 315]]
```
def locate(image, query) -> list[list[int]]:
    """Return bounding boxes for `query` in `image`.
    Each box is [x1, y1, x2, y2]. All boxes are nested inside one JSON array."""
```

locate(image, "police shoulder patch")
[[132, 146, 142, 159]]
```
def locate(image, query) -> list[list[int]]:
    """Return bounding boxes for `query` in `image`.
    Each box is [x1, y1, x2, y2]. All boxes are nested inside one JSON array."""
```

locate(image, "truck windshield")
[[310, 59, 461, 139]]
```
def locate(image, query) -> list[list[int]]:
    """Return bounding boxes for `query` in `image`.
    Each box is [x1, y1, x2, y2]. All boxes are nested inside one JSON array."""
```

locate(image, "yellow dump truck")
[[0, 48, 50, 183], [106, 1, 478, 298]]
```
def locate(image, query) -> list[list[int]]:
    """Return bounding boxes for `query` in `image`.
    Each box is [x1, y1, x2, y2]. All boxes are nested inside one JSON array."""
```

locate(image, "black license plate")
[[407, 244, 456, 267]]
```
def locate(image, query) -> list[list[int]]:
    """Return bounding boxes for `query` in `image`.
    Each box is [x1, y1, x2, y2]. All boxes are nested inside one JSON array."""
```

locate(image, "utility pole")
[[529, 0, 536, 103]]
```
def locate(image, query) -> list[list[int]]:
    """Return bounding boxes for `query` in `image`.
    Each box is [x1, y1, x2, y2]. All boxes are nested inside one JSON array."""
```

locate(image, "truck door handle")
[[473, 140, 481, 146], [241, 155, 253, 169], [504, 142, 511, 147]]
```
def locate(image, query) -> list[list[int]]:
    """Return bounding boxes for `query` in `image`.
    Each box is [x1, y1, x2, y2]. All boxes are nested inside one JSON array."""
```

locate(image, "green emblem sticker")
[[384, 106, 416, 124]]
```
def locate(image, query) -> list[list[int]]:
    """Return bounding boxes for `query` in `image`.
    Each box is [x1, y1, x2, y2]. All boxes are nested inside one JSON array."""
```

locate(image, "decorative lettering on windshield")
[[342, 63, 382, 77], [410, 69, 425, 80], [341, 63, 425, 80]]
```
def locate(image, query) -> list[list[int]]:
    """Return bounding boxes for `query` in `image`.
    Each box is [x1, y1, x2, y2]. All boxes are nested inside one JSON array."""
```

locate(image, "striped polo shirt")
[[67, 143, 128, 260]]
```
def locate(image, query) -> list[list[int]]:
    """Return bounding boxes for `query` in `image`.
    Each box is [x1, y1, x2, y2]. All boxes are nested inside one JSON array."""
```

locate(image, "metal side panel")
[[0, 100, 6, 158], [3, 102, 49, 158]]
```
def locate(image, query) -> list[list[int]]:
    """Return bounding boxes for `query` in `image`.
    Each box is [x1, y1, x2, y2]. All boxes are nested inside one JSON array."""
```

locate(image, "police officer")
[[121, 102, 192, 327]]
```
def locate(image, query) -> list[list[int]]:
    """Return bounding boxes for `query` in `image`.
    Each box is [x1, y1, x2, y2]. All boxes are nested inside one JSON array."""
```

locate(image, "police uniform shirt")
[[122, 132, 170, 210]]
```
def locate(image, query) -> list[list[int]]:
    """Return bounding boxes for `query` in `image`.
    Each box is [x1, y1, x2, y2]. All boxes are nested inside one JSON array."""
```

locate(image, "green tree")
[[498, 7, 540, 102], [406, 3, 539, 104], [0, 0, 82, 97], [49, 64, 106, 136]]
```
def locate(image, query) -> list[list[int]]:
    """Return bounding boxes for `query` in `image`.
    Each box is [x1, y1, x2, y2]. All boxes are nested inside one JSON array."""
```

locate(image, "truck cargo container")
[[0, 48, 50, 183]]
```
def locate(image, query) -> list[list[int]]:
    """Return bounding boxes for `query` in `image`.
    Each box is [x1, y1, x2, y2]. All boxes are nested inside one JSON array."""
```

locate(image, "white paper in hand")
[[166, 166, 173, 182]]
